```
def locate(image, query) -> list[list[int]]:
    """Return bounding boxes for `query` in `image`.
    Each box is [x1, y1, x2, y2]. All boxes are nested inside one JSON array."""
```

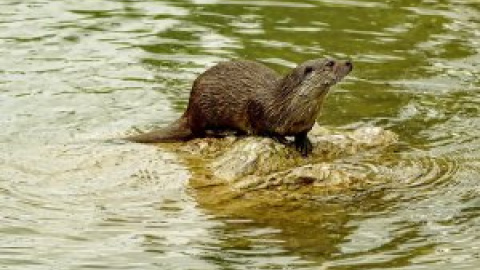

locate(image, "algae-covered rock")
[[176, 125, 398, 198], [168, 125, 400, 258], [211, 137, 291, 182], [234, 163, 367, 191]]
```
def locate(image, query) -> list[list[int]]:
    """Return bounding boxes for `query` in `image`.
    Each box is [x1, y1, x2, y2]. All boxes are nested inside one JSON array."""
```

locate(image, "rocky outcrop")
[[174, 125, 398, 199]]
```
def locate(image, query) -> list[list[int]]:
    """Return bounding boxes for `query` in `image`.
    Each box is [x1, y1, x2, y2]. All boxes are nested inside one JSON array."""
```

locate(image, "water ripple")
[[1, 0, 480, 269]]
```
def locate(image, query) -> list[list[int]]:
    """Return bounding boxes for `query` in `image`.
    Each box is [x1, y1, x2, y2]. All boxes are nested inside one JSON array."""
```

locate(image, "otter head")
[[280, 58, 353, 98]]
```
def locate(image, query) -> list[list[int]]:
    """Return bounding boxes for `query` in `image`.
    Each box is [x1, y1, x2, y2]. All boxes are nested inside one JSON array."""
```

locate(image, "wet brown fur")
[[126, 58, 352, 155]]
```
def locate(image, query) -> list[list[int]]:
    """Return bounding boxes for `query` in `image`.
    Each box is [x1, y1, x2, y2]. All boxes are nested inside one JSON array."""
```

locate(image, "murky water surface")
[[1, 0, 480, 269]]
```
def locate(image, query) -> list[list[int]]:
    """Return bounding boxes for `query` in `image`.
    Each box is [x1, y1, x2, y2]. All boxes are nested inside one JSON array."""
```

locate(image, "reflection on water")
[[1, 0, 479, 269]]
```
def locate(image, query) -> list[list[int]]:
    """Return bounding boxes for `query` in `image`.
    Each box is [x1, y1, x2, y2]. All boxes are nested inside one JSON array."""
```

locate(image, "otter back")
[[186, 61, 280, 136]]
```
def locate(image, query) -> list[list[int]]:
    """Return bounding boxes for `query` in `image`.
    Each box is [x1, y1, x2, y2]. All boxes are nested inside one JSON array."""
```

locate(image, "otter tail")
[[125, 116, 193, 143]]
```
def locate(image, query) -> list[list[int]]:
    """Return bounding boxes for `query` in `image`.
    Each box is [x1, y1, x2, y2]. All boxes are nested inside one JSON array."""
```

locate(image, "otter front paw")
[[294, 134, 313, 157]]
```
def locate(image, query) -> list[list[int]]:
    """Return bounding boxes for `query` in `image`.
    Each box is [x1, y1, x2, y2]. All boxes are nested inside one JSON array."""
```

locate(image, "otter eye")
[[304, 66, 314, 75], [325, 60, 335, 67]]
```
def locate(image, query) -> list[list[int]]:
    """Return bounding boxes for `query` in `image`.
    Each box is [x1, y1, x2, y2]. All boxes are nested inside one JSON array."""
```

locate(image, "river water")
[[1, 0, 479, 269]]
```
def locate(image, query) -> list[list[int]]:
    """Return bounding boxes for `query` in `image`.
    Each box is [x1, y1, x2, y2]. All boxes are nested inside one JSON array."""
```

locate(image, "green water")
[[1, 0, 479, 269]]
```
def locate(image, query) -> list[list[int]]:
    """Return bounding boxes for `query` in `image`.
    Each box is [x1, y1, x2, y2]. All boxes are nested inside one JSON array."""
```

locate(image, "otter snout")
[[332, 60, 353, 80], [336, 60, 353, 72]]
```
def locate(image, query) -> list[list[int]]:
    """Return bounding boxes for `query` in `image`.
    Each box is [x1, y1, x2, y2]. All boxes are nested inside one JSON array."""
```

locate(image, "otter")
[[126, 58, 352, 156]]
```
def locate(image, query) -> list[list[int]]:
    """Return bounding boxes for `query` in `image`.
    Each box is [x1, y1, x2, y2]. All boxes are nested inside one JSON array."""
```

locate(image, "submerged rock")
[[167, 125, 400, 256]]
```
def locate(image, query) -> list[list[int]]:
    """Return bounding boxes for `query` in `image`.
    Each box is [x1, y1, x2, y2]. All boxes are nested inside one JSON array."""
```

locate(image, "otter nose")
[[345, 60, 353, 70]]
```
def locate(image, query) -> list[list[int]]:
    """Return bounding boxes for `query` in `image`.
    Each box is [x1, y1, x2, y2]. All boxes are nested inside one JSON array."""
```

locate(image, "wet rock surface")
[[172, 125, 399, 202]]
